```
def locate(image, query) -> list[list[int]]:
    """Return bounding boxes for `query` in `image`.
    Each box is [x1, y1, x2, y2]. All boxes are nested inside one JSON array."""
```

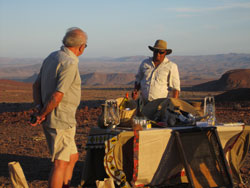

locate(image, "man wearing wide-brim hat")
[[132, 39, 180, 103]]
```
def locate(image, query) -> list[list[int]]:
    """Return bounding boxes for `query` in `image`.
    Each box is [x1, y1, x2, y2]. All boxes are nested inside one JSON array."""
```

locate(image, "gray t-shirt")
[[37, 46, 81, 129]]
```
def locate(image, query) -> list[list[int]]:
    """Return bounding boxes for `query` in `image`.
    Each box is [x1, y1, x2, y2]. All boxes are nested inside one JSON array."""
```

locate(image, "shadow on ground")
[[0, 154, 84, 186]]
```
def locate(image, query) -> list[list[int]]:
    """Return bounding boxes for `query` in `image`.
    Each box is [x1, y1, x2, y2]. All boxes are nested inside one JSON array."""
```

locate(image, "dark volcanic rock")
[[215, 88, 250, 102], [192, 69, 250, 91]]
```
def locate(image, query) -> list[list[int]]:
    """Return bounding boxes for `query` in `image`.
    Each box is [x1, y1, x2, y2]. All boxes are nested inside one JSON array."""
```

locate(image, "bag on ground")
[[8, 161, 29, 188], [96, 178, 115, 188]]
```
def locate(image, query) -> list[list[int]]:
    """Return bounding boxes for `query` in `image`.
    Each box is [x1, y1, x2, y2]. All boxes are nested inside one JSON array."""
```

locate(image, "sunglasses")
[[154, 50, 165, 54]]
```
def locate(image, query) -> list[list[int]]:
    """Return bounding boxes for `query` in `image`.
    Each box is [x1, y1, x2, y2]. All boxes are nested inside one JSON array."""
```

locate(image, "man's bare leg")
[[49, 159, 69, 188], [63, 153, 79, 186]]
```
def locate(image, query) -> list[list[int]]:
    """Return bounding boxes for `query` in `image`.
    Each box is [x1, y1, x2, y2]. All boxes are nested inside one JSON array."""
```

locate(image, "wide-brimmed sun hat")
[[148, 39, 172, 55]]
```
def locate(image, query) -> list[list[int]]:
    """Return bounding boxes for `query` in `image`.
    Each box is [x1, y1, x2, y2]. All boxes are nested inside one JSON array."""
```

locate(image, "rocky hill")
[[192, 69, 250, 91]]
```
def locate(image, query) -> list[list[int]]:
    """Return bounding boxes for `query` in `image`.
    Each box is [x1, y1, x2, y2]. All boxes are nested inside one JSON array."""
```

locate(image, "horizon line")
[[0, 52, 250, 60]]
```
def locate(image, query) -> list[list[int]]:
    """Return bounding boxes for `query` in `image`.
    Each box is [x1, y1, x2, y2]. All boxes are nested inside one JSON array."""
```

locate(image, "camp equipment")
[[103, 99, 120, 128]]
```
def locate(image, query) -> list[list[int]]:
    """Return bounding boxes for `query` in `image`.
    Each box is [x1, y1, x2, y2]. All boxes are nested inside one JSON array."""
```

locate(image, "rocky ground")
[[0, 99, 250, 188]]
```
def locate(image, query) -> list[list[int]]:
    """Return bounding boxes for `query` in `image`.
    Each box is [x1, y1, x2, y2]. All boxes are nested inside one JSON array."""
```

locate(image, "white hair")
[[62, 27, 88, 47]]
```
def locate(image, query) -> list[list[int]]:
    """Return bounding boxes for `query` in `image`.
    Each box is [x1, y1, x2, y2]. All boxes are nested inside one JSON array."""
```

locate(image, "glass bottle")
[[119, 92, 129, 111]]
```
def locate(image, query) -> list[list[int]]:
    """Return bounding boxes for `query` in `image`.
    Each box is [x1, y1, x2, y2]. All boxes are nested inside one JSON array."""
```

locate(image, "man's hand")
[[30, 91, 63, 127], [132, 89, 139, 100], [30, 105, 43, 126], [30, 115, 45, 127]]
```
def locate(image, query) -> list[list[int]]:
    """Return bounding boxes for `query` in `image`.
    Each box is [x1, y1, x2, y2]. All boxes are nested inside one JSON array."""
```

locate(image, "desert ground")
[[0, 83, 250, 188]]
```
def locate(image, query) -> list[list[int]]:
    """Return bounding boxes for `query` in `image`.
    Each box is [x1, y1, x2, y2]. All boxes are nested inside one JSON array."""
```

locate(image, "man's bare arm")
[[39, 91, 64, 118], [172, 89, 180, 98], [31, 91, 64, 126]]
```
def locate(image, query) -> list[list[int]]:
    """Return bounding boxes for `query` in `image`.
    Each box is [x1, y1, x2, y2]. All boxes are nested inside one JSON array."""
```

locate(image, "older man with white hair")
[[32, 27, 87, 188]]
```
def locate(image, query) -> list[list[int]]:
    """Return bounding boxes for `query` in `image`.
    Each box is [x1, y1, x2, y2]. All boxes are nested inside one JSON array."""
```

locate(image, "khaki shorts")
[[43, 125, 78, 162]]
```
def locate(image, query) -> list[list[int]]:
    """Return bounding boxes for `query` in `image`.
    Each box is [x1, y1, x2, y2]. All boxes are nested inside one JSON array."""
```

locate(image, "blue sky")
[[0, 0, 250, 58]]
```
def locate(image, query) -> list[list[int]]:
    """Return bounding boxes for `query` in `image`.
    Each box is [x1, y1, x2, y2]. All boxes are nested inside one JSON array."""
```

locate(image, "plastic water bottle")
[[204, 96, 216, 126]]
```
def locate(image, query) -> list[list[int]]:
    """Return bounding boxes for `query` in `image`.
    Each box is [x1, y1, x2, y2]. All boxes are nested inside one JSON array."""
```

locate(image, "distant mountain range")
[[0, 53, 250, 86], [2, 68, 250, 92], [81, 72, 135, 86]]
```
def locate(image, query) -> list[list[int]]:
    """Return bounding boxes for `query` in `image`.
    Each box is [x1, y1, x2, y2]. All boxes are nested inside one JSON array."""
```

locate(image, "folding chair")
[[174, 127, 233, 188]]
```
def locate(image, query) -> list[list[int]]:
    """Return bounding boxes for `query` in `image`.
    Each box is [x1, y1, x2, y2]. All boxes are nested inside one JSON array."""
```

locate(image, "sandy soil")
[[0, 88, 250, 187]]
